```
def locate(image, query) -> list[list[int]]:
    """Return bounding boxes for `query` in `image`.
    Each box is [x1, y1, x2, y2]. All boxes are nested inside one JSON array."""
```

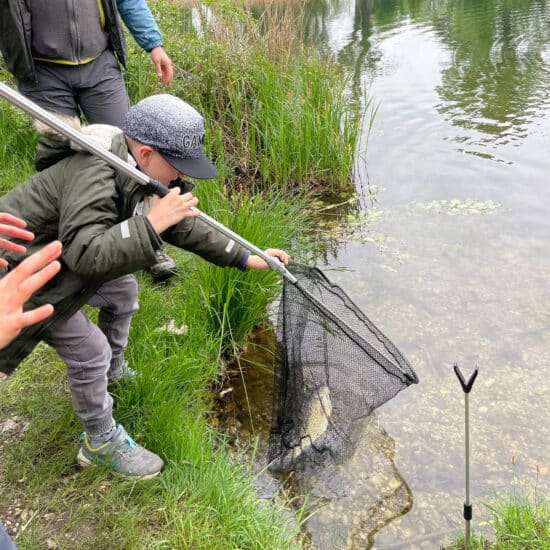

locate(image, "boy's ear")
[[135, 144, 155, 168]]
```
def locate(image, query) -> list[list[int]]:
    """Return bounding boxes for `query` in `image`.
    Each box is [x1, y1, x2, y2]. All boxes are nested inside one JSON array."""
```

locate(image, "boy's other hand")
[[246, 249, 290, 270], [147, 188, 199, 234]]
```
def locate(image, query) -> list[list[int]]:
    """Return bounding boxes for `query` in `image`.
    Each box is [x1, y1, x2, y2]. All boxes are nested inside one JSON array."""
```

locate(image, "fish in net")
[[268, 263, 418, 472]]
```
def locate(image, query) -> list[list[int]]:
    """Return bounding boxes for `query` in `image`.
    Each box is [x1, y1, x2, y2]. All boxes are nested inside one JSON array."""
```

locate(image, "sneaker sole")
[[76, 448, 162, 480]]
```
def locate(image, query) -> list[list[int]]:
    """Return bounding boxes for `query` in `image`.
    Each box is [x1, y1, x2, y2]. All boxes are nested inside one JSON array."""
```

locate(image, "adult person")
[[0, 214, 61, 550], [0, 0, 177, 280], [0, 94, 290, 479], [0, 0, 173, 126]]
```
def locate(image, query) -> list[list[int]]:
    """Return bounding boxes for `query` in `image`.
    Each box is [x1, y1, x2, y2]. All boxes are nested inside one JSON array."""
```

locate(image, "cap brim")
[[161, 152, 218, 180]]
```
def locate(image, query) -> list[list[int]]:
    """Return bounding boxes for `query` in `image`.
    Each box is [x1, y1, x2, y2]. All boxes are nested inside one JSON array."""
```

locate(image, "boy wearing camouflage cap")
[[0, 94, 289, 478]]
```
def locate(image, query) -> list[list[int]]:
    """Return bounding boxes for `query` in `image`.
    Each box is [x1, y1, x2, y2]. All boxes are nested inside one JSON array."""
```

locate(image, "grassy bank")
[[0, 0, 360, 548], [446, 492, 550, 549]]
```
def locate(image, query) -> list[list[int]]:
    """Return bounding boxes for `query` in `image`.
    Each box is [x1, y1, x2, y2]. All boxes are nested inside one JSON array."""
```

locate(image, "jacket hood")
[[34, 116, 129, 171]]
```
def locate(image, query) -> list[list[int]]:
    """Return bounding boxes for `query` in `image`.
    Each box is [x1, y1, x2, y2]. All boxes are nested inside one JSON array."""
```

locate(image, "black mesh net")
[[268, 263, 418, 472]]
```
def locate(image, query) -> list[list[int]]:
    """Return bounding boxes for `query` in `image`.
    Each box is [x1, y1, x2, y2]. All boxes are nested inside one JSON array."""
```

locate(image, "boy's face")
[[137, 146, 184, 185]]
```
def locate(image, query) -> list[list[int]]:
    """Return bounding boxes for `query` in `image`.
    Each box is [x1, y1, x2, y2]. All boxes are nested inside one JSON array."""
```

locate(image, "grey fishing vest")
[[30, 0, 109, 64]]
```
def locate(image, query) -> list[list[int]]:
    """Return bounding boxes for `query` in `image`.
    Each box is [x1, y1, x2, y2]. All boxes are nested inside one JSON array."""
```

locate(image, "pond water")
[[230, 1, 550, 548]]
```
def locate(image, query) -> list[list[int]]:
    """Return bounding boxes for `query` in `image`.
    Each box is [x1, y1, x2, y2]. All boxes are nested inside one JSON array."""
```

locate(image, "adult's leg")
[[43, 310, 113, 435], [87, 274, 139, 378], [17, 62, 80, 118], [76, 49, 130, 128]]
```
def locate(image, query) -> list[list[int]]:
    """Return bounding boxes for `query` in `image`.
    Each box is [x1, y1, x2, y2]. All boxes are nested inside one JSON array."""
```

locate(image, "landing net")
[[268, 263, 418, 472]]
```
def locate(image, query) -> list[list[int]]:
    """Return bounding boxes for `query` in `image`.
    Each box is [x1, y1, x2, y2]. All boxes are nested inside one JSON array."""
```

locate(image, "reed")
[[126, 0, 361, 194]]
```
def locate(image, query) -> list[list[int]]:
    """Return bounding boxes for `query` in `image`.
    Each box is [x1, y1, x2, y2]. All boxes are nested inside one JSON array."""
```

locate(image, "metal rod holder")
[[453, 363, 479, 550]]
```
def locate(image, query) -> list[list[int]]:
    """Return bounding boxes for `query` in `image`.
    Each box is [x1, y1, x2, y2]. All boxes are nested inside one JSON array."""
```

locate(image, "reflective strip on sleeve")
[[121, 220, 130, 239], [225, 240, 235, 253]]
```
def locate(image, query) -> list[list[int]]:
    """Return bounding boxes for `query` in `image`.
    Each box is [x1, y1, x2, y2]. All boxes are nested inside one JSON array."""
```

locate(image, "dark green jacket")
[[0, 0, 128, 82], [0, 125, 246, 373]]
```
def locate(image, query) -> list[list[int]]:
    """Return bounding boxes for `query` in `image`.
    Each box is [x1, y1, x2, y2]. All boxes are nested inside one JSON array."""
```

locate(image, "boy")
[[0, 94, 289, 478]]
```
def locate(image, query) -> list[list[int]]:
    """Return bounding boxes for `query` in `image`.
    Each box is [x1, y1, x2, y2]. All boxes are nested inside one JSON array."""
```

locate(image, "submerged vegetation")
[[0, 0, 359, 548]]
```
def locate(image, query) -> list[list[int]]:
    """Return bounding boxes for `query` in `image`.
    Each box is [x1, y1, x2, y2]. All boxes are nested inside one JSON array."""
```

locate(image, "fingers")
[[17, 304, 55, 329], [147, 190, 199, 233], [150, 47, 174, 86], [0, 213, 27, 228], [181, 192, 199, 212], [0, 238, 27, 255], [166, 189, 198, 210], [0, 224, 34, 243], [17, 260, 62, 301], [265, 248, 291, 265], [161, 59, 174, 86], [7, 241, 62, 287], [245, 249, 291, 270]]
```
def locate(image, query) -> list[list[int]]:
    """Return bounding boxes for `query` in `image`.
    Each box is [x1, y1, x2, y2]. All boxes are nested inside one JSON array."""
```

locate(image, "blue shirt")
[[117, 0, 163, 52]]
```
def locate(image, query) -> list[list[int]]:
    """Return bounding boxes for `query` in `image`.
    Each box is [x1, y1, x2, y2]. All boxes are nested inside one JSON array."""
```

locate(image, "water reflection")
[[292, 0, 550, 148], [432, 0, 550, 147]]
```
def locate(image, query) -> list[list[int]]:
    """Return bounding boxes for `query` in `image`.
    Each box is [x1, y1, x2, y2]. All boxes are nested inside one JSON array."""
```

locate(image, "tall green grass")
[[126, 0, 361, 193], [0, 69, 37, 188]]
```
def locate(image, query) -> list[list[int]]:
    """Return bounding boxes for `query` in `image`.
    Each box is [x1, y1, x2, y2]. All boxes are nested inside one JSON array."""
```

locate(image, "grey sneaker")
[[107, 361, 137, 386], [77, 425, 164, 479], [150, 249, 178, 282]]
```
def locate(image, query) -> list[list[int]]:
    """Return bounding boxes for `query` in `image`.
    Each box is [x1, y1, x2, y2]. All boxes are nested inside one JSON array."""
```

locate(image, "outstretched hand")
[[246, 248, 291, 270], [0, 240, 62, 349], [150, 46, 174, 86]]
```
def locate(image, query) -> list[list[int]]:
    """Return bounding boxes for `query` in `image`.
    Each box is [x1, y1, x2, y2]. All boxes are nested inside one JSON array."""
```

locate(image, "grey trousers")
[[17, 49, 130, 128], [44, 275, 139, 433]]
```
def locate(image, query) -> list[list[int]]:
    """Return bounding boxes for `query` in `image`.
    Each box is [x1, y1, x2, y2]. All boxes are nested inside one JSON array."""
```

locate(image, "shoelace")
[[119, 433, 138, 457]]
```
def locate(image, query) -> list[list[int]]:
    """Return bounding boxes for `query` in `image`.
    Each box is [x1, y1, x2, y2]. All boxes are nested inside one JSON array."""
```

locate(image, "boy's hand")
[[246, 248, 290, 270], [147, 188, 199, 234]]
